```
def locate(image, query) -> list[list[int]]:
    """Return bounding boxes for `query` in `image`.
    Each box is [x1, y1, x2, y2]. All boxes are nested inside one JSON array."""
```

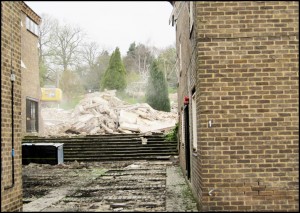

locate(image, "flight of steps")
[[22, 133, 178, 162]]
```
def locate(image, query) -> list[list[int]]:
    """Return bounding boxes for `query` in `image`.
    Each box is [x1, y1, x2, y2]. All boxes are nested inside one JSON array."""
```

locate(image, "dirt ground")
[[22, 159, 198, 212]]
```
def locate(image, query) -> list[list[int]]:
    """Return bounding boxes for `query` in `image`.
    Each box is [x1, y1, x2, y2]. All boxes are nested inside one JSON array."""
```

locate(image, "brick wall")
[[1, 1, 23, 212], [175, 1, 298, 212], [195, 1, 299, 211], [174, 1, 202, 206], [20, 2, 43, 137], [175, 1, 191, 180]]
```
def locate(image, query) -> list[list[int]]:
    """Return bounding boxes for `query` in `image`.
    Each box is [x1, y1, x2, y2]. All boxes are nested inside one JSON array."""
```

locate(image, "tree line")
[[38, 14, 176, 112]]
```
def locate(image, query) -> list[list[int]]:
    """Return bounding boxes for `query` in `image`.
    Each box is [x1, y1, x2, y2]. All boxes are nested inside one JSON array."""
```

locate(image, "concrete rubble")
[[42, 90, 177, 136]]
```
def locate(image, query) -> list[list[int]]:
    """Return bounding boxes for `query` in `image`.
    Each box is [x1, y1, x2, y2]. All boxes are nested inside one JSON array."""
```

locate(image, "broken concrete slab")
[[119, 110, 138, 124], [119, 122, 140, 132], [23, 160, 198, 212], [41, 90, 177, 136]]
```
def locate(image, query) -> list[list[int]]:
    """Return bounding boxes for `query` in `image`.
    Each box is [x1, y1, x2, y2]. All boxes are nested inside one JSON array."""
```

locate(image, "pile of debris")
[[42, 90, 177, 136]]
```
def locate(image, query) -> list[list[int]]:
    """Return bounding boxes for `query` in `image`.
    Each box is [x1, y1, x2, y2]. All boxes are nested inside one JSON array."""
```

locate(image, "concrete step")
[[22, 134, 178, 162], [22, 138, 173, 143], [63, 143, 176, 147], [64, 147, 176, 151], [65, 150, 178, 156], [65, 151, 177, 155], [64, 155, 174, 161], [23, 133, 165, 140], [22, 140, 176, 144]]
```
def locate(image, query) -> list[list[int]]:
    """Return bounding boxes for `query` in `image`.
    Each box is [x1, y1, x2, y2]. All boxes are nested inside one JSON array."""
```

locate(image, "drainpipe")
[[4, 2, 15, 190]]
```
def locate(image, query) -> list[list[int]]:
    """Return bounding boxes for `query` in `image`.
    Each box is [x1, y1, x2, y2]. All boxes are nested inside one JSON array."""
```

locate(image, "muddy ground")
[[22, 159, 198, 212]]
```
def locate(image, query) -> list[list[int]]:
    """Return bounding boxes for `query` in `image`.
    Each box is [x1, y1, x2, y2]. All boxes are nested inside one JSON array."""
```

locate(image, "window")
[[192, 90, 197, 151], [26, 16, 38, 36], [26, 98, 38, 132]]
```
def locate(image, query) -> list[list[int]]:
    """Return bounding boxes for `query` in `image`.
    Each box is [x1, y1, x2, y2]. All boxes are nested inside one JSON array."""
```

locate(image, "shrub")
[[165, 123, 178, 141]]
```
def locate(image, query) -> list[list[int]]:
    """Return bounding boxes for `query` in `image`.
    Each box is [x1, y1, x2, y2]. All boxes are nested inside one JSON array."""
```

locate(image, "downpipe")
[[4, 4, 15, 190]]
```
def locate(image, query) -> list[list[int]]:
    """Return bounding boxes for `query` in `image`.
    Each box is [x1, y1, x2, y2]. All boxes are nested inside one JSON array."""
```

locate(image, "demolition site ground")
[[22, 160, 198, 212]]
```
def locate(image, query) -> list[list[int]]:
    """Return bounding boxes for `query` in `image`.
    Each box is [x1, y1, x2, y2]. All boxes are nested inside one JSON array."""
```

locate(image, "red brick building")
[[171, 1, 299, 211]]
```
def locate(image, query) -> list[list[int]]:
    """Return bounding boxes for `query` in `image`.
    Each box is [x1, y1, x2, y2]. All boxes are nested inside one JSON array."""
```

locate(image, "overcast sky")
[[25, 1, 176, 56]]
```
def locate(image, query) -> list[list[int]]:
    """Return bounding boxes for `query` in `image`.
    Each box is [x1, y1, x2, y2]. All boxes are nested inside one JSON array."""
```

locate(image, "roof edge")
[[21, 1, 41, 24]]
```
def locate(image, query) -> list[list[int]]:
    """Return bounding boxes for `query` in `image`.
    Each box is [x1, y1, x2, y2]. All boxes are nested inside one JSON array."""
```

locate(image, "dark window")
[[26, 99, 38, 132]]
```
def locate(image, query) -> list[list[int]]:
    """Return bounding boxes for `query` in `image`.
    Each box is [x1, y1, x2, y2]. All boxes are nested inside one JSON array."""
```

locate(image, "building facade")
[[172, 1, 299, 211], [1, 2, 41, 211], [1, 2, 23, 211], [21, 2, 42, 137]]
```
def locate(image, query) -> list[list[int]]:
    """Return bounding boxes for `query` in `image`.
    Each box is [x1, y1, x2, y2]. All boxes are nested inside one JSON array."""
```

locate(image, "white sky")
[[25, 1, 176, 56]]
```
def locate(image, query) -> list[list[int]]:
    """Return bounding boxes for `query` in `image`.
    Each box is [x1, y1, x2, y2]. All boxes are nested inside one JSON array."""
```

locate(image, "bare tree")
[[76, 47, 110, 92], [48, 23, 85, 73], [38, 13, 58, 62], [123, 42, 154, 80], [81, 41, 100, 68], [157, 45, 177, 88], [38, 13, 58, 86], [136, 43, 154, 80]]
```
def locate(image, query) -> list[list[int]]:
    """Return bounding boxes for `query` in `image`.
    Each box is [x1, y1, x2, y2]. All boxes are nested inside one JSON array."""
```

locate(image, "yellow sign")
[[41, 88, 62, 101]]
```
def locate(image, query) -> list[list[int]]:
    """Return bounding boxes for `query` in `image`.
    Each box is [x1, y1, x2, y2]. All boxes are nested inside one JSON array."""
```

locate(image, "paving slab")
[[23, 188, 69, 212], [22, 160, 198, 212], [166, 166, 198, 212]]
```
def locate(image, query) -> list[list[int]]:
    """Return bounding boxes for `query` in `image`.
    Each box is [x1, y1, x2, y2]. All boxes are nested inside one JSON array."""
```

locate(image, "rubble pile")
[[42, 108, 73, 136], [42, 90, 177, 136]]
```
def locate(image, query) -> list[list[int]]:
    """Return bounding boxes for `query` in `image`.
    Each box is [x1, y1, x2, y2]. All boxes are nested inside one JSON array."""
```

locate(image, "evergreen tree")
[[100, 47, 127, 91], [127, 42, 136, 57], [145, 59, 171, 112]]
